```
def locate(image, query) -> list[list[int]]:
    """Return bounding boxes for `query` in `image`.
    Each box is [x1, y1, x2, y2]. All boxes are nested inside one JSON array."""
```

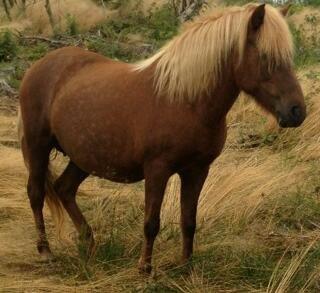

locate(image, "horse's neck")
[[197, 68, 240, 127]]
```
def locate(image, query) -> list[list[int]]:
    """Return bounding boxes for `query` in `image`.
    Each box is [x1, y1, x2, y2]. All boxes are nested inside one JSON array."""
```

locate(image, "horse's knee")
[[27, 181, 45, 210]]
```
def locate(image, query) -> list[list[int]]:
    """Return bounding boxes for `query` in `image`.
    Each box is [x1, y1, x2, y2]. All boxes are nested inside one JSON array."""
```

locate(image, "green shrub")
[[86, 37, 123, 59], [24, 43, 50, 61], [95, 3, 178, 54], [0, 31, 17, 62], [304, 0, 320, 6], [147, 4, 179, 43], [66, 14, 79, 36], [290, 14, 320, 67], [87, 3, 179, 61]]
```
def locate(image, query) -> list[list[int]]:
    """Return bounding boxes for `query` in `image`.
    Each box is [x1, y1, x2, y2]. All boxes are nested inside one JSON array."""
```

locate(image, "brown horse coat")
[[19, 4, 306, 273], [22, 47, 227, 181]]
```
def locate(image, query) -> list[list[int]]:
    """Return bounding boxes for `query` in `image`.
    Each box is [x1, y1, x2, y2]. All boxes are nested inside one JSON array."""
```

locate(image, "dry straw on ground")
[[0, 1, 320, 291], [0, 0, 112, 34], [0, 65, 319, 291]]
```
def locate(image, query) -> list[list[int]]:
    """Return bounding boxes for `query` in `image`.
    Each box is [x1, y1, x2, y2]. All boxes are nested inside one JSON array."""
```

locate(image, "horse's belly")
[[52, 120, 144, 183], [52, 96, 145, 183], [90, 163, 144, 183], [58, 140, 144, 183], [61, 146, 144, 183]]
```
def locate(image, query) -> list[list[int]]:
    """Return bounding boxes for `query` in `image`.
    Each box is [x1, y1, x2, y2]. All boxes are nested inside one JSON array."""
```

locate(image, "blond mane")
[[133, 4, 293, 102]]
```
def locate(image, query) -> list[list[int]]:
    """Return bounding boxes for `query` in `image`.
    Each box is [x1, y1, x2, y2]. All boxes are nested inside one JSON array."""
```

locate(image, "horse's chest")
[[188, 126, 226, 160]]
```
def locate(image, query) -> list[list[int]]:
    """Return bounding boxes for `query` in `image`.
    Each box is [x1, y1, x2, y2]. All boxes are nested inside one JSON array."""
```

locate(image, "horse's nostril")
[[291, 106, 301, 119]]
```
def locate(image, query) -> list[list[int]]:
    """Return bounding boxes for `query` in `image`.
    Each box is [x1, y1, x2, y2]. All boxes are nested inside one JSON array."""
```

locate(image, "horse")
[[18, 3, 306, 273]]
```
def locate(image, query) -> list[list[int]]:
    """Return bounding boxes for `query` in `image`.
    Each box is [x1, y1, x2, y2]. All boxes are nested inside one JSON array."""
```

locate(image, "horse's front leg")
[[139, 160, 171, 274], [179, 165, 209, 263]]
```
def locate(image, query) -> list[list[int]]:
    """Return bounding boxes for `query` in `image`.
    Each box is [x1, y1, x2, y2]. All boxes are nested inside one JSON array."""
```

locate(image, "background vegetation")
[[0, 0, 320, 292]]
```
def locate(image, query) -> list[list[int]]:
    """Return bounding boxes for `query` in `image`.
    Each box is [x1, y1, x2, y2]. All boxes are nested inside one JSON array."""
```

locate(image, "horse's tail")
[[18, 109, 65, 237]]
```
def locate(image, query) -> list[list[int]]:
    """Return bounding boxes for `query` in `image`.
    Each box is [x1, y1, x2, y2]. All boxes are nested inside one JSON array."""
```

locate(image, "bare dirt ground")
[[0, 97, 54, 291]]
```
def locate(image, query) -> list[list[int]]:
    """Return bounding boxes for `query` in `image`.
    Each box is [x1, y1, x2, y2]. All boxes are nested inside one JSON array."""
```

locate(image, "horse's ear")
[[279, 3, 292, 17], [250, 4, 266, 31]]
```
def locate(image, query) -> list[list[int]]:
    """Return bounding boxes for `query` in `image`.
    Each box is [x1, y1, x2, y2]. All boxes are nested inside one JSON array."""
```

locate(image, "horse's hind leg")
[[25, 142, 53, 259], [53, 161, 93, 256]]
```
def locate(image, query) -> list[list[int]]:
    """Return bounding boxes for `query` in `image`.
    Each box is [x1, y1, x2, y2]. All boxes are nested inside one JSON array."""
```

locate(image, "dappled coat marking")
[[18, 3, 305, 273]]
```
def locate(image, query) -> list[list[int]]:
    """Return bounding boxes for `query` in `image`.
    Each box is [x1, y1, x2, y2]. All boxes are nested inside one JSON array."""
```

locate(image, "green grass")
[[0, 3, 179, 88], [0, 30, 17, 62], [290, 12, 320, 68], [305, 0, 320, 6], [66, 14, 80, 36], [89, 3, 178, 59], [58, 164, 320, 291]]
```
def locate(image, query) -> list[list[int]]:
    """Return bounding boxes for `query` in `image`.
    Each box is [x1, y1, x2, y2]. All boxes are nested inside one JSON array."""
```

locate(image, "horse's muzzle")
[[277, 105, 306, 128]]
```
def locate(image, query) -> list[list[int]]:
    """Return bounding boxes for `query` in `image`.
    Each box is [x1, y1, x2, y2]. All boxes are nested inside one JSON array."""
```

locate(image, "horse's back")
[[19, 47, 111, 140], [20, 47, 108, 104]]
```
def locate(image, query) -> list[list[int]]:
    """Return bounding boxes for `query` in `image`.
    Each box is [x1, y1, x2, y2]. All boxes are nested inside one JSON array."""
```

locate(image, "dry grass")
[[0, 2, 320, 291], [0, 65, 319, 291], [0, 0, 114, 35]]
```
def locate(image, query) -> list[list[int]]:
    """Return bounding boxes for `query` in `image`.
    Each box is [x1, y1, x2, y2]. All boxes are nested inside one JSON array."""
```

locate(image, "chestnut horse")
[[19, 4, 306, 273]]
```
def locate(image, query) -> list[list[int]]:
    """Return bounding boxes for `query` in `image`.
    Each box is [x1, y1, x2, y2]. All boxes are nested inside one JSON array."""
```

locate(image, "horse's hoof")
[[138, 259, 152, 274], [179, 257, 193, 272], [37, 242, 55, 262], [180, 257, 190, 265], [39, 250, 55, 262], [139, 264, 152, 275]]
